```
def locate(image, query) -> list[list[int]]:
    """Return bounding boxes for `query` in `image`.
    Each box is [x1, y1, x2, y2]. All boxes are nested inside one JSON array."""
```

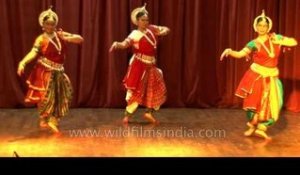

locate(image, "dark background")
[[0, 0, 299, 112]]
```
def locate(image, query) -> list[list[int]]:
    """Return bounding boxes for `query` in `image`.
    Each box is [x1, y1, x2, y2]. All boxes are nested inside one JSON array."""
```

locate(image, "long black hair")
[[43, 15, 57, 23], [136, 11, 147, 20], [256, 17, 269, 25]]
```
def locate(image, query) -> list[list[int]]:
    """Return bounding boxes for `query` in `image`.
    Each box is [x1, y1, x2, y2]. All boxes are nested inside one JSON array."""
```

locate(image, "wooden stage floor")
[[0, 108, 299, 157]]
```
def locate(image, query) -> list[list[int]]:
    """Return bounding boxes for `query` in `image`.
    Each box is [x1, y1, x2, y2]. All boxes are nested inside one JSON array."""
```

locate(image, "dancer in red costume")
[[110, 4, 170, 124], [17, 7, 84, 134], [220, 10, 297, 140]]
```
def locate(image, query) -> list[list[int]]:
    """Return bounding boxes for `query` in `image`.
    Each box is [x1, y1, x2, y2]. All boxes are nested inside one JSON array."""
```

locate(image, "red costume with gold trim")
[[25, 32, 72, 119], [235, 35, 284, 124], [124, 25, 167, 109]]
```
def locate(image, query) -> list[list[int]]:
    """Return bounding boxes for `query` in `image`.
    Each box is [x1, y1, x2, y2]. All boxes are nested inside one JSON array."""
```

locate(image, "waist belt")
[[135, 53, 156, 64], [250, 63, 279, 77], [38, 57, 64, 71]]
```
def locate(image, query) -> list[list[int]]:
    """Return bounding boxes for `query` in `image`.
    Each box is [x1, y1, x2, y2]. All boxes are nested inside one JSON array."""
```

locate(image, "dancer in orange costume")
[[220, 10, 297, 140]]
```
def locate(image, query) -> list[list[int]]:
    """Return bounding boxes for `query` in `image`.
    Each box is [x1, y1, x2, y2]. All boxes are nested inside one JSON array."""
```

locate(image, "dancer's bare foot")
[[47, 117, 60, 134], [39, 115, 49, 129], [244, 122, 256, 136], [48, 121, 60, 133], [39, 120, 49, 129], [254, 129, 272, 140], [143, 113, 159, 124], [123, 116, 130, 124], [244, 128, 256, 136]]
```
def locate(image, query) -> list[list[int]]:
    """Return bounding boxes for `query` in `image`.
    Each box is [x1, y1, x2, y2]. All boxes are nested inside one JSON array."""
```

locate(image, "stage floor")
[[0, 108, 299, 157]]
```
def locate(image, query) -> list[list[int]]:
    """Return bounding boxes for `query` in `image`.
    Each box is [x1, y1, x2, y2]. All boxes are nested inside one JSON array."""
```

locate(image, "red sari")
[[235, 35, 284, 124], [123, 25, 167, 109], [25, 33, 72, 118]]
